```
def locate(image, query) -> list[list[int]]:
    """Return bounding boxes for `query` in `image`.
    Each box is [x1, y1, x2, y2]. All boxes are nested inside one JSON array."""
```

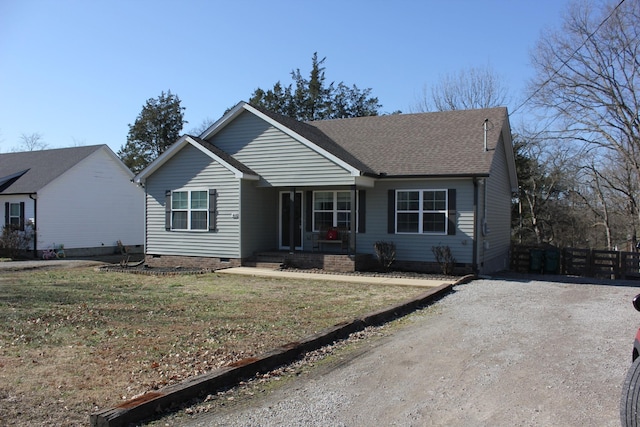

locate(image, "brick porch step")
[[243, 252, 286, 269], [242, 260, 283, 269]]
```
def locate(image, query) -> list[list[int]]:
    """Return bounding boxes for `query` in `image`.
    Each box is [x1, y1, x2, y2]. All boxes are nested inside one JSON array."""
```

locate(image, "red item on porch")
[[326, 229, 338, 240]]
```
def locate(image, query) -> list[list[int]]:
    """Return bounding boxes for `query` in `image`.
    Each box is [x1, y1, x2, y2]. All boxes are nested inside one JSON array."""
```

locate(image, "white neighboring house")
[[0, 145, 144, 257]]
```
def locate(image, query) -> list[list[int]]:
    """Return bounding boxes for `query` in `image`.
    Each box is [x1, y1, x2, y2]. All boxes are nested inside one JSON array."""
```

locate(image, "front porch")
[[244, 251, 376, 273]]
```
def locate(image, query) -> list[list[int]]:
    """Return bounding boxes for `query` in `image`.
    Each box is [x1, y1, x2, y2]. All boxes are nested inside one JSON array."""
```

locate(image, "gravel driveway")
[[177, 276, 640, 426]]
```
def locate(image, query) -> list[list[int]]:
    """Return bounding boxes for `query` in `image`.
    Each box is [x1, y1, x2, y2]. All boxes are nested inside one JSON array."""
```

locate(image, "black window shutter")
[[447, 188, 456, 235], [4, 202, 9, 228], [305, 191, 313, 232], [387, 189, 395, 234], [19, 202, 25, 231], [209, 189, 218, 231], [358, 190, 366, 233], [165, 191, 171, 231]]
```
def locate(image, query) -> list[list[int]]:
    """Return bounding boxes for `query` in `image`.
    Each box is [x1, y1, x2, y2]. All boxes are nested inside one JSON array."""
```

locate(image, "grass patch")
[[0, 267, 426, 426]]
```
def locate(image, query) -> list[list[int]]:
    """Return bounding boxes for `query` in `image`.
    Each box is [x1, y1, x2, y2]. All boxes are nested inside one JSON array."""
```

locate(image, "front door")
[[280, 191, 302, 250]]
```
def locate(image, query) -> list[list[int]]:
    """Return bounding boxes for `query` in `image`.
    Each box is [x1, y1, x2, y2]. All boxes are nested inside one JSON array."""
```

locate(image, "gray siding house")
[[135, 102, 517, 274]]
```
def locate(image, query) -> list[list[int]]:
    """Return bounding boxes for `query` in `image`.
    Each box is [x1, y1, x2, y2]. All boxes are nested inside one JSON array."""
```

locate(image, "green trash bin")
[[544, 249, 560, 274], [529, 249, 544, 273]]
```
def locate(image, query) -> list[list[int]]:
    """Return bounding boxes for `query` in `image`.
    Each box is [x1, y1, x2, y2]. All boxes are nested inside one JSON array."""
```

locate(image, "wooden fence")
[[511, 245, 640, 280]]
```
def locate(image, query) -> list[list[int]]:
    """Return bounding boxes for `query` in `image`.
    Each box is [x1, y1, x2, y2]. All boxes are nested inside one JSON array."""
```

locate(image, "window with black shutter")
[[388, 189, 456, 235], [165, 189, 216, 232]]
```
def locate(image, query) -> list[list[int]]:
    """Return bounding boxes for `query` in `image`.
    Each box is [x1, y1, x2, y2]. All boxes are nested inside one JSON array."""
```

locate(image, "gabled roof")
[[139, 101, 516, 189], [0, 145, 108, 194], [202, 102, 512, 178]]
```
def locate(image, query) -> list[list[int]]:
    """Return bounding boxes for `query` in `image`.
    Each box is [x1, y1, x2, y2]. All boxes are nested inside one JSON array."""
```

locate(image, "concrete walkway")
[[0, 260, 458, 288], [217, 266, 456, 288]]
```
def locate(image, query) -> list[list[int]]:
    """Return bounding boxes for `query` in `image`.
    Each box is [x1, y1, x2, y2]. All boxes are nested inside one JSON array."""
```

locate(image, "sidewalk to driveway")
[[0, 261, 458, 289], [217, 266, 456, 288]]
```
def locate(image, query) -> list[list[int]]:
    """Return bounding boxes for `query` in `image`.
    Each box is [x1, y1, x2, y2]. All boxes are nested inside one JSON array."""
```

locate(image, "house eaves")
[[377, 173, 491, 180]]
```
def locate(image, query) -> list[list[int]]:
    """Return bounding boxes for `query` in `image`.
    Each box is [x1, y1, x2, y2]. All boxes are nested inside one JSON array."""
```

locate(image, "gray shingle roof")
[[0, 145, 105, 194], [306, 108, 509, 177]]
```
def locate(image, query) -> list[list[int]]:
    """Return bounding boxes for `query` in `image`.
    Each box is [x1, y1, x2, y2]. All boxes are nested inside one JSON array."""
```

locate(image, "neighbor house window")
[[8, 203, 22, 227], [171, 190, 208, 230], [4, 202, 24, 231], [313, 191, 353, 231], [396, 190, 447, 234]]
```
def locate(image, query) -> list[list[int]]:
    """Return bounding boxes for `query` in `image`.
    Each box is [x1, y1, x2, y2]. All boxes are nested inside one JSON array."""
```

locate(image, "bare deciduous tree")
[[14, 132, 48, 151], [529, 0, 640, 244], [189, 117, 216, 137], [594, 151, 639, 247], [513, 127, 583, 246], [412, 64, 510, 112]]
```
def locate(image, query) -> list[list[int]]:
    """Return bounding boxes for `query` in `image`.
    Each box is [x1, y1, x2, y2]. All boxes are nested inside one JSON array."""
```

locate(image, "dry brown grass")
[[0, 267, 426, 426]]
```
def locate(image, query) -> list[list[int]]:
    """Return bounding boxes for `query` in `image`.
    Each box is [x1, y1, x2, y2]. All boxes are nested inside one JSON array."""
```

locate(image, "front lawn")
[[0, 267, 426, 426]]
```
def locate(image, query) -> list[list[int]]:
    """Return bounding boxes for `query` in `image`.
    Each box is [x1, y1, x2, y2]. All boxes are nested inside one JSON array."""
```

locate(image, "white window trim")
[[312, 190, 358, 232], [395, 189, 448, 235], [171, 189, 209, 231]]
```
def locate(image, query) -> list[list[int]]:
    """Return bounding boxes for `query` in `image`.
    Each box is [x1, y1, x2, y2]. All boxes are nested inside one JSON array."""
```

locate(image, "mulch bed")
[[98, 264, 213, 275]]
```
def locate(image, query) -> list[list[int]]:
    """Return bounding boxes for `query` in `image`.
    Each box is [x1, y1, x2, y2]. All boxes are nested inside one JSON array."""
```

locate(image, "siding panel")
[[357, 179, 475, 264], [36, 148, 144, 250], [212, 112, 355, 187], [145, 144, 241, 258], [240, 182, 278, 257], [482, 135, 513, 272]]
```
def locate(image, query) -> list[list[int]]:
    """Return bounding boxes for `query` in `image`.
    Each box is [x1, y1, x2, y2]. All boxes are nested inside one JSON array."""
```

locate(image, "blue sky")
[[0, 0, 571, 154]]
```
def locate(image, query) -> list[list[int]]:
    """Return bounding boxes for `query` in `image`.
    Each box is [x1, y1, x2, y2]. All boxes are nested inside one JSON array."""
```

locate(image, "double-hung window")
[[171, 190, 208, 230], [8, 203, 22, 227], [313, 191, 352, 231], [4, 202, 25, 231], [396, 189, 447, 234]]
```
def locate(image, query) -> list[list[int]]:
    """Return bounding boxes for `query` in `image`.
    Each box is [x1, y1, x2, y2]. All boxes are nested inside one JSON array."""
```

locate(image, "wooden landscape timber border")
[[510, 244, 640, 280], [90, 278, 473, 427]]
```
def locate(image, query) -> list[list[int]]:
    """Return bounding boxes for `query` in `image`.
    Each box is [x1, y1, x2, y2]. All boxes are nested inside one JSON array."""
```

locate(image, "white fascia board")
[[136, 102, 248, 183], [198, 101, 247, 140], [184, 136, 259, 180], [134, 136, 191, 184], [135, 131, 259, 184], [242, 103, 362, 177]]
